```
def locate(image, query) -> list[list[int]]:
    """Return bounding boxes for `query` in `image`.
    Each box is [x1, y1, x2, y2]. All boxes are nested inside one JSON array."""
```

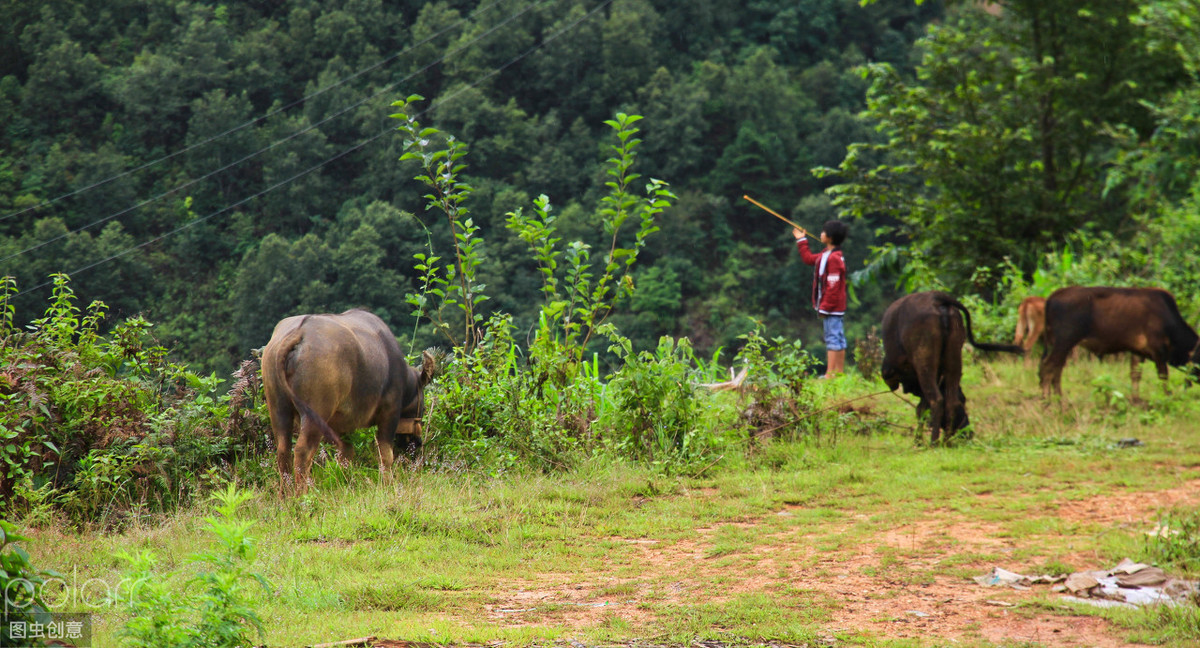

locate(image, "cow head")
[[914, 388, 971, 442], [950, 387, 971, 438], [881, 365, 900, 392], [1188, 340, 1200, 386], [881, 361, 916, 395], [396, 349, 438, 457]]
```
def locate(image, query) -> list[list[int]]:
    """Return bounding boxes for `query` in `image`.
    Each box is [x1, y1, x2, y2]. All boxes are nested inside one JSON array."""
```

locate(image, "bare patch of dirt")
[[1053, 480, 1199, 526], [474, 479, 1200, 646]]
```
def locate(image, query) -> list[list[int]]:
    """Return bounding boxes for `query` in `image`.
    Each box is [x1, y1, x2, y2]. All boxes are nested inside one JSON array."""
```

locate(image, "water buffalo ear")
[[419, 349, 437, 387]]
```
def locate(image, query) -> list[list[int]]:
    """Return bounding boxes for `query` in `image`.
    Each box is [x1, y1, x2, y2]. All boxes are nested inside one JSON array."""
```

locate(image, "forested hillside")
[[2, 0, 1198, 375], [0, 0, 939, 372]]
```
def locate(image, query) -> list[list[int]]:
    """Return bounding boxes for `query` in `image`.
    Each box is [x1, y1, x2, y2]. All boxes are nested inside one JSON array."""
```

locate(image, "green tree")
[[600, 0, 663, 105], [186, 89, 258, 206], [253, 109, 335, 234], [820, 2, 1186, 292], [17, 9, 108, 136], [636, 67, 711, 181], [526, 1, 604, 119], [230, 233, 330, 350], [1107, 0, 1200, 212]]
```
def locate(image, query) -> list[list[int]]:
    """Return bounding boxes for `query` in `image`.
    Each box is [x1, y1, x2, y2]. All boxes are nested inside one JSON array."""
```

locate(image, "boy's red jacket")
[[796, 239, 847, 315]]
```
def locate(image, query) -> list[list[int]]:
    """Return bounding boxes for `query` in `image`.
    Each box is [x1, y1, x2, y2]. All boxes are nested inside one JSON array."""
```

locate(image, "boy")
[[793, 220, 849, 378]]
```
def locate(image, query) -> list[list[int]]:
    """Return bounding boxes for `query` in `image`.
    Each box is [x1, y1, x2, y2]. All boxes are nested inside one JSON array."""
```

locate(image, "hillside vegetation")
[[3, 0, 1200, 644], [16, 357, 1200, 646], [3, 0, 1196, 375], [1, 0, 941, 372]]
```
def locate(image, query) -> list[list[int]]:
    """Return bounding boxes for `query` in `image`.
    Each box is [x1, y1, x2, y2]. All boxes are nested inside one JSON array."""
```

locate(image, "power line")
[[15, 0, 616, 299], [0, 0, 550, 266], [0, 0, 515, 226]]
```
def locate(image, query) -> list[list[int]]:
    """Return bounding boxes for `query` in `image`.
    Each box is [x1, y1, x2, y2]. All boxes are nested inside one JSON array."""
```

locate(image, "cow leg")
[[1128, 355, 1144, 403], [1155, 358, 1171, 396], [1039, 343, 1074, 400], [1015, 310, 1032, 365], [375, 438, 395, 482], [374, 421, 399, 479], [292, 418, 323, 494], [273, 429, 294, 497], [914, 369, 944, 444], [373, 409, 400, 479], [914, 398, 930, 442], [1017, 317, 1034, 367], [942, 337, 965, 440], [266, 391, 297, 497]]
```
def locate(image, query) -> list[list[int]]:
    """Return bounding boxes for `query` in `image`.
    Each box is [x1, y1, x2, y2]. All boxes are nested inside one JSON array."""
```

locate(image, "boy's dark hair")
[[823, 219, 849, 246]]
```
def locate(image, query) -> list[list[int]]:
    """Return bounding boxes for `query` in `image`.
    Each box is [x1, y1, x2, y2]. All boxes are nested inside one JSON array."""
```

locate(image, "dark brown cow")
[[882, 292, 1023, 443], [1013, 296, 1046, 365], [262, 309, 435, 495], [1039, 286, 1200, 401]]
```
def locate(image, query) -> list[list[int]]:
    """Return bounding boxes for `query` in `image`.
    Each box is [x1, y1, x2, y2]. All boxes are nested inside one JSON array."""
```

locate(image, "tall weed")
[[1144, 508, 1200, 575], [393, 95, 488, 351], [733, 329, 822, 442], [118, 483, 267, 648], [421, 113, 727, 474]]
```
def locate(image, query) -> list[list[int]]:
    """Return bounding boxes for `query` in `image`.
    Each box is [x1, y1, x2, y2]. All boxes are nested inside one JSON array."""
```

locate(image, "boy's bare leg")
[[827, 350, 845, 377]]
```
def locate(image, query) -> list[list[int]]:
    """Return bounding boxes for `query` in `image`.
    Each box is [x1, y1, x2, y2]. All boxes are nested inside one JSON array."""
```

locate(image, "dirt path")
[[473, 479, 1200, 647]]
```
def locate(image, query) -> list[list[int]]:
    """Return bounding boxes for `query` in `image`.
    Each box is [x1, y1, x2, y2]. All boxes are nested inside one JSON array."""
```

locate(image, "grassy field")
[[23, 354, 1200, 647]]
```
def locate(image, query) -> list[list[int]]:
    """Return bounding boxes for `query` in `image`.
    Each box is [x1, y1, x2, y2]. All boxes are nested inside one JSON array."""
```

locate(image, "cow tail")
[[946, 298, 1024, 355], [271, 319, 341, 447]]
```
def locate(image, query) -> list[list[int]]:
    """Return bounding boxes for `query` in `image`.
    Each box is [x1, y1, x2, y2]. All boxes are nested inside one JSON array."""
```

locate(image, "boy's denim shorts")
[[823, 315, 846, 351]]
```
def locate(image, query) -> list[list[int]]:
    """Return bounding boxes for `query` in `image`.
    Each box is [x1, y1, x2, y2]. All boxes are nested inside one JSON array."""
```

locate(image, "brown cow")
[[882, 291, 1023, 443], [1013, 296, 1046, 364], [1039, 286, 1200, 401], [262, 309, 435, 495]]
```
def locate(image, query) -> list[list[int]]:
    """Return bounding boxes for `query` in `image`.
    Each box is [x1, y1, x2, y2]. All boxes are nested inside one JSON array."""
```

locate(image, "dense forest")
[[2, 0, 1199, 376]]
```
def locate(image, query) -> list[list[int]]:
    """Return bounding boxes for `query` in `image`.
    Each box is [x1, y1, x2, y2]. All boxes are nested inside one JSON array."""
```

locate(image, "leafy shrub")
[[599, 331, 727, 467], [733, 329, 822, 442], [423, 314, 574, 472], [0, 274, 271, 525], [853, 326, 883, 380]]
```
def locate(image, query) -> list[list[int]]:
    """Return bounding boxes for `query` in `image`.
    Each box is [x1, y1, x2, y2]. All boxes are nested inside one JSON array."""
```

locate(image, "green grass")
[[18, 356, 1200, 647]]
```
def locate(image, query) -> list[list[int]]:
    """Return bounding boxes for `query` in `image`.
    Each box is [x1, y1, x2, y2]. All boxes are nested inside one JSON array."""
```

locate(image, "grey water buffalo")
[[1039, 286, 1200, 401], [262, 309, 435, 494], [882, 291, 1023, 443]]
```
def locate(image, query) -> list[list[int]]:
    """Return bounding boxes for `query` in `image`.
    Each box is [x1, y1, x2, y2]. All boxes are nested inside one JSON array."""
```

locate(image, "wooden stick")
[[742, 194, 812, 238], [309, 637, 376, 648], [697, 366, 749, 392]]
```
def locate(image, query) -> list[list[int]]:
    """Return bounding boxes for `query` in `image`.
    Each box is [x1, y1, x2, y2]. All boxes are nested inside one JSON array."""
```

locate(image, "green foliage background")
[[0, 0, 943, 374], [4, 3, 1200, 641], [3, 0, 1200, 377]]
